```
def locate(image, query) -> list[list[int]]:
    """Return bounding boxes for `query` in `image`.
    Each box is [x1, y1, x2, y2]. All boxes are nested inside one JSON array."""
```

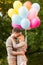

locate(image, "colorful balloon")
[[8, 8, 14, 18], [30, 17, 40, 28], [19, 6, 28, 18], [24, 1, 32, 10], [13, 1, 22, 10], [13, 9, 18, 14], [27, 8, 38, 20], [12, 14, 22, 25], [32, 3, 40, 12], [12, 23, 22, 30], [8, 1, 40, 30], [21, 18, 30, 29]]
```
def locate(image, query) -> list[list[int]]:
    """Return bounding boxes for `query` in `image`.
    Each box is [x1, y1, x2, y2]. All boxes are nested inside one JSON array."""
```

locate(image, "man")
[[6, 28, 25, 65]]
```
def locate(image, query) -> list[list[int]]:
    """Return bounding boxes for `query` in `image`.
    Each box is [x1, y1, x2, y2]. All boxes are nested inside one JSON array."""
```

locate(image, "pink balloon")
[[30, 17, 40, 28], [12, 23, 22, 30], [27, 8, 38, 20]]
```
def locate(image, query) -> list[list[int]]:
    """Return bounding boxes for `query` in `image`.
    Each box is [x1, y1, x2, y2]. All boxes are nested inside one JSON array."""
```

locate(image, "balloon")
[[12, 14, 22, 25], [8, 8, 14, 18], [12, 23, 22, 30], [27, 8, 38, 20], [30, 17, 40, 28], [19, 6, 28, 18], [8, 8, 18, 18], [32, 3, 40, 12], [13, 1, 22, 10], [13, 9, 18, 14], [21, 18, 30, 29], [24, 1, 32, 10]]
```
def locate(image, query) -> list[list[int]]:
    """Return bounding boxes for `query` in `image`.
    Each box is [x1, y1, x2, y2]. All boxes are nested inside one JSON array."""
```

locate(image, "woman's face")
[[18, 35, 24, 42]]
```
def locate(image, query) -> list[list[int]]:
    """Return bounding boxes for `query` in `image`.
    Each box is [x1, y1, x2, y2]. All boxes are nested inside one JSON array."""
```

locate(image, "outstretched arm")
[[16, 42, 27, 50]]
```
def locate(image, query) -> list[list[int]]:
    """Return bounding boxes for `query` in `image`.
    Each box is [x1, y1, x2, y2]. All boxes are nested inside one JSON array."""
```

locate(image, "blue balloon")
[[12, 14, 22, 25], [21, 18, 30, 29], [19, 6, 28, 18]]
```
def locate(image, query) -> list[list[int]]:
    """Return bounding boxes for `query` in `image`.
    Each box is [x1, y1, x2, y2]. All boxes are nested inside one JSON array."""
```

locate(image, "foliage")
[[0, 0, 43, 65]]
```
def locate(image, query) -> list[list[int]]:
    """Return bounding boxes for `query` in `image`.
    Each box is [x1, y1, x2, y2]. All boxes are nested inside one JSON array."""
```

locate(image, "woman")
[[11, 29, 28, 65]]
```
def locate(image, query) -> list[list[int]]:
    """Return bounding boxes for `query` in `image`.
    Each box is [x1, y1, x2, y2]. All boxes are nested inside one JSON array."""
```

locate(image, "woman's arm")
[[16, 34, 27, 48], [16, 42, 27, 48], [15, 42, 27, 53]]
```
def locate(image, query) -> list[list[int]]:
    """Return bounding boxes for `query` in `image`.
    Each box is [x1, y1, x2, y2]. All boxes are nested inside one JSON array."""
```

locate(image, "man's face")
[[14, 32, 21, 38]]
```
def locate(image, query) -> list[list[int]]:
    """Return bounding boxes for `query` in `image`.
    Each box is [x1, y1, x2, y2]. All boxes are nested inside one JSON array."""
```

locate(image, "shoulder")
[[6, 36, 11, 42], [6, 36, 13, 47], [6, 36, 12, 45]]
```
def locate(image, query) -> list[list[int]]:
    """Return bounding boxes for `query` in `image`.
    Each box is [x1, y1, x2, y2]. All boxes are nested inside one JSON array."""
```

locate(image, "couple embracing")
[[6, 28, 28, 65]]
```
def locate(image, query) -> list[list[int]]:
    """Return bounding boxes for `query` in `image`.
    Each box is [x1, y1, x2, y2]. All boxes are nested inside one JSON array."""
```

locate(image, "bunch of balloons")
[[8, 1, 41, 30]]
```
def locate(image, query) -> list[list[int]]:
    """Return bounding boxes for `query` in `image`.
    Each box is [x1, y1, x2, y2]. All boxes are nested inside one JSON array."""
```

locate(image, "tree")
[[0, 0, 43, 58]]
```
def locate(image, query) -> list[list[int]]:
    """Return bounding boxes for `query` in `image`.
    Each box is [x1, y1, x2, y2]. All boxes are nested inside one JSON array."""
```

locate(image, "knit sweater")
[[6, 36, 17, 59]]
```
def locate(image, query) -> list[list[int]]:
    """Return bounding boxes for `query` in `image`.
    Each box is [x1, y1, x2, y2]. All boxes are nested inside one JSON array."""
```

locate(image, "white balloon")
[[32, 3, 40, 12], [19, 6, 28, 18], [28, 8, 38, 20], [21, 18, 30, 29]]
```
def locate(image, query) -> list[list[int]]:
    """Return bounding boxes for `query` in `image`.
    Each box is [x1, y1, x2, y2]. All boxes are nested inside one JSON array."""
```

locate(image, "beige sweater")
[[6, 36, 17, 59], [11, 38, 27, 65]]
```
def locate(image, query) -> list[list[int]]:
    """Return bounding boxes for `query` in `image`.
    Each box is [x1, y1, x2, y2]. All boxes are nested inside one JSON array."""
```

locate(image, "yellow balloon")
[[14, 9, 18, 14], [13, 1, 22, 10], [8, 8, 18, 18]]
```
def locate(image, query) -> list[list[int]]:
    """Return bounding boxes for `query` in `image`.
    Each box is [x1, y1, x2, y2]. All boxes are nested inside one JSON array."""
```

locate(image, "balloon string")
[[25, 30, 27, 43]]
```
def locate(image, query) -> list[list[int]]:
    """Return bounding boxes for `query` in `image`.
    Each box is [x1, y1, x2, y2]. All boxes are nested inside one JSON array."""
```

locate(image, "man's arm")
[[10, 51, 25, 56]]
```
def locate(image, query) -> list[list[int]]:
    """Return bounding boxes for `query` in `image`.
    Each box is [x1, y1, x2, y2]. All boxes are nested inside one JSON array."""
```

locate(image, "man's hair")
[[12, 28, 21, 33]]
